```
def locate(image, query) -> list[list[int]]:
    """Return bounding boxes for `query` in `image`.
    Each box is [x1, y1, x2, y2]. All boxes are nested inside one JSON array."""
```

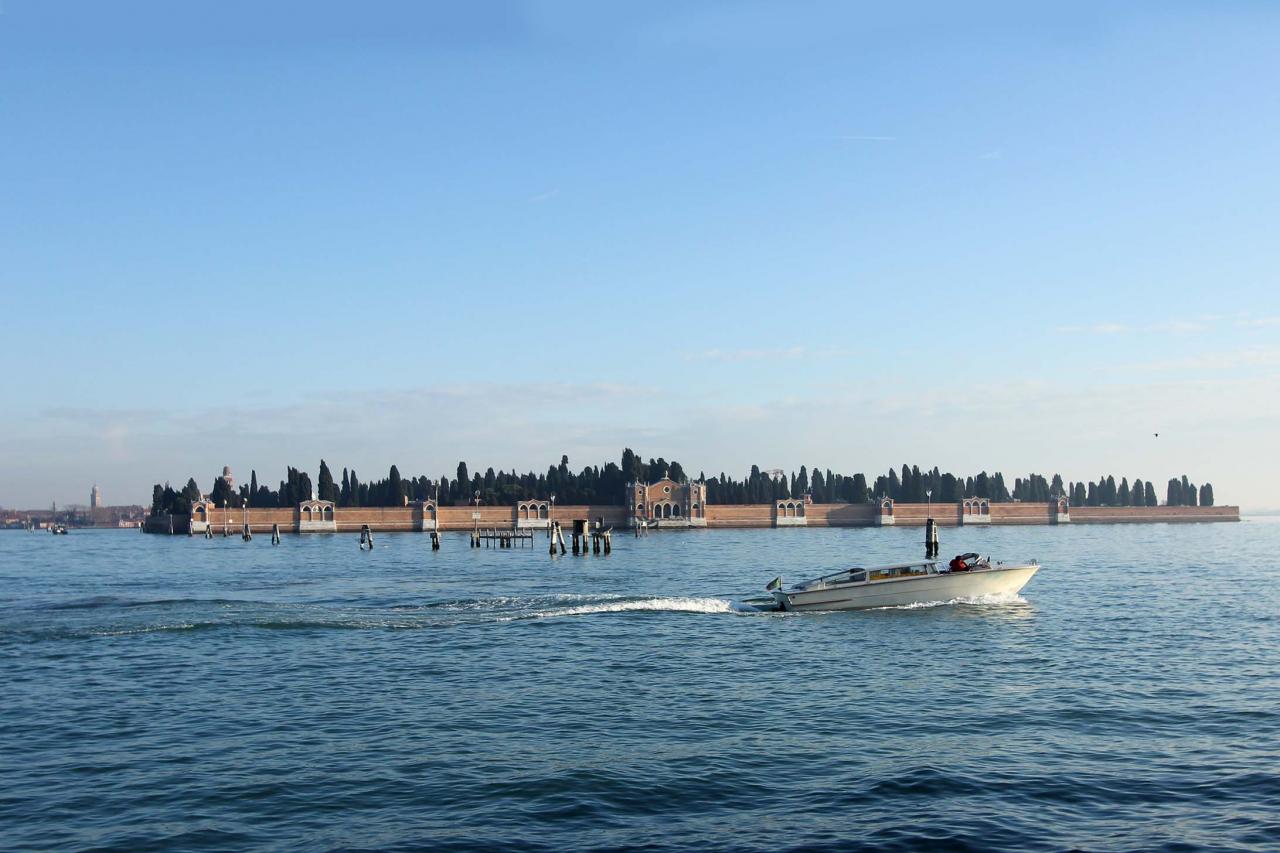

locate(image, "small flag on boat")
[[765, 576, 782, 591]]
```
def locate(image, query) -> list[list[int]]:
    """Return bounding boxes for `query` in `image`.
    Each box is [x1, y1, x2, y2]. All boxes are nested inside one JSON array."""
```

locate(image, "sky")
[[2, 1, 1279, 509]]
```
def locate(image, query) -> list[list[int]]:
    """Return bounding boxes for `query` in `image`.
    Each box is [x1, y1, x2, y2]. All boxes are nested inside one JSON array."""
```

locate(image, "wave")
[[526, 596, 737, 620], [39, 596, 263, 611], [873, 592, 1029, 611], [9, 593, 748, 641]]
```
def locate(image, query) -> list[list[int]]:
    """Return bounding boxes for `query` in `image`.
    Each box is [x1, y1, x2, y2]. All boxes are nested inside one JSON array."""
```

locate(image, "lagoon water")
[[2, 522, 1278, 851]]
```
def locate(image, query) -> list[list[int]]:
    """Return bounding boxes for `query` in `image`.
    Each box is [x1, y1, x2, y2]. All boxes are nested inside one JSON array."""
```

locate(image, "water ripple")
[[2, 525, 1279, 851]]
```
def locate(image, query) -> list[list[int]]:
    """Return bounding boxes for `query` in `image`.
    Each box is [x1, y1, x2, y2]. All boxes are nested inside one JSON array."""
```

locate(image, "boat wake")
[[873, 591, 1030, 611], [11, 593, 751, 639], [528, 596, 739, 620]]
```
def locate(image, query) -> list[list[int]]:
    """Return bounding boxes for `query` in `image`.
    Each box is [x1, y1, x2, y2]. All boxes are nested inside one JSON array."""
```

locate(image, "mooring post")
[[925, 518, 938, 559], [242, 523, 252, 542], [431, 530, 440, 551], [603, 529, 612, 554], [205, 525, 212, 540], [272, 523, 281, 545]]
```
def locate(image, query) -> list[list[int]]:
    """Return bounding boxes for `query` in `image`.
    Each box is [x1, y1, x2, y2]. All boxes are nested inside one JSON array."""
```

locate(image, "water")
[[2, 522, 1278, 851]]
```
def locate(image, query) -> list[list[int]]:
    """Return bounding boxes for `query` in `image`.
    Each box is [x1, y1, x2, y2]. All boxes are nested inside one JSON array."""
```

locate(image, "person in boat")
[[948, 554, 969, 572]]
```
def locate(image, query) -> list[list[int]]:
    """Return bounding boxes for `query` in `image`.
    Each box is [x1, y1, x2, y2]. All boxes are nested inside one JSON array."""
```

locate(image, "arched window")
[[672, 504, 681, 517], [323, 506, 334, 520], [539, 505, 548, 519]]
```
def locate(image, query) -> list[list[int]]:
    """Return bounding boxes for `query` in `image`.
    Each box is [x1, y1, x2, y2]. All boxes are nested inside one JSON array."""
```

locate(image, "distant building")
[[628, 477, 708, 527], [764, 468, 786, 482], [221, 466, 234, 491], [90, 484, 101, 509]]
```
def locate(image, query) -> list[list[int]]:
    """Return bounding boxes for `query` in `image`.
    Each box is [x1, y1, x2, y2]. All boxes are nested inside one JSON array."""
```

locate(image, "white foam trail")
[[878, 592, 1029, 610], [535, 596, 736, 619]]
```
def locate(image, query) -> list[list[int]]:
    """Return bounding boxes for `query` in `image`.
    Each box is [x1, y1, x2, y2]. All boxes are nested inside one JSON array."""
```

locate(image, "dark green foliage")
[[150, 454, 1223, 512], [318, 460, 339, 503], [209, 475, 238, 508]]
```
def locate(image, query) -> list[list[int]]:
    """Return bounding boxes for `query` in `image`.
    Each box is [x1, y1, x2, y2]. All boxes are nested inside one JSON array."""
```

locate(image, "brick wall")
[[990, 503, 1057, 525], [1069, 505, 1239, 523], [147, 501, 1239, 533], [706, 504, 774, 527], [803, 503, 879, 527]]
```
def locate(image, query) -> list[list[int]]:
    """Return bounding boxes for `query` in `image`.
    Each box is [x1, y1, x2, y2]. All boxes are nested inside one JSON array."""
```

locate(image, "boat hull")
[[778, 564, 1038, 612]]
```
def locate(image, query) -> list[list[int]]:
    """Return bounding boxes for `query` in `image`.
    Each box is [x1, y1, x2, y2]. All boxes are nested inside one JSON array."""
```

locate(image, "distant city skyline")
[[1, 2, 1277, 508]]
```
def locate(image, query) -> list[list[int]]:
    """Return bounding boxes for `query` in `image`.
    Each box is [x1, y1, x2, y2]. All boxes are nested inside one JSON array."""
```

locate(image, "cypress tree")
[[388, 465, 404, 505], [852, 473, 868, 503], [318, 460, 338, 503]]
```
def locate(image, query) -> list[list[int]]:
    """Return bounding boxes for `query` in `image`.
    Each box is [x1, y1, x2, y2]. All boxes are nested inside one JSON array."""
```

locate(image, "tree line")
[[148, 449, 1215, 514]]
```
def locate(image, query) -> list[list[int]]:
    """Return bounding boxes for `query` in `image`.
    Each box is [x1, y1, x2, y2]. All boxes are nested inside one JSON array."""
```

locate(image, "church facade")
[[627, 478, 708, 527]]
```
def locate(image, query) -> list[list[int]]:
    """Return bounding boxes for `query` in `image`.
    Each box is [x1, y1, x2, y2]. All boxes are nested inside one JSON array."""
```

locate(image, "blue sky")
[[2, 1, 1279, 508]]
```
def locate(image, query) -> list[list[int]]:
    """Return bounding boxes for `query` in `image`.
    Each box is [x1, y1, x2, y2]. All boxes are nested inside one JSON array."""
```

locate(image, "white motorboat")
[[749, 553, 1039, 612]]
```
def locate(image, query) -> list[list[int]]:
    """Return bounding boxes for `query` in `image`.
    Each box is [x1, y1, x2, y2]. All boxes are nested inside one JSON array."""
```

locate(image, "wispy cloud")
[[1056, 322, 1132, 335], [528, 188, 560, 203], [1235, 316, 1280, 328], [980, 148, 1003, 160], [1129, 345, 1280, 373], [1056, 317, 1212, 336], [686, 346, 850, 363], [832, 135, 896, 142]]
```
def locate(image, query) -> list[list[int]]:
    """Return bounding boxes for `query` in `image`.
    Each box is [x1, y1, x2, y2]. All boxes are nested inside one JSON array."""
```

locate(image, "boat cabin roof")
[[791, 561, 941, 591]]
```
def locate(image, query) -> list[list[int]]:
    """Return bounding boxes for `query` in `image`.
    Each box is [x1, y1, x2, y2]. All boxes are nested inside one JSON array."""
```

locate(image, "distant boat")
[[748, 554, 1038, 612]]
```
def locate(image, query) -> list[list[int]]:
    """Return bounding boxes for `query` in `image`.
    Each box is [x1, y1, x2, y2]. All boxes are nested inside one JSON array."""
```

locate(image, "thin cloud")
[[832, 135, 896, 141], [1236, 316, 1280, 328], [687, 346, 851, 364], [528, 188, 560, 203], [1056, 322, 1131, 335], [1129, 346, 1280, 373], [1057, 318, 1210, 336], [689, 346, 805, 363]]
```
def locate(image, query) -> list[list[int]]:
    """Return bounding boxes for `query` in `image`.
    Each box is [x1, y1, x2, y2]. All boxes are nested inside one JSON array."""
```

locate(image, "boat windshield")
[[867, 563, 937, 582]]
